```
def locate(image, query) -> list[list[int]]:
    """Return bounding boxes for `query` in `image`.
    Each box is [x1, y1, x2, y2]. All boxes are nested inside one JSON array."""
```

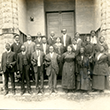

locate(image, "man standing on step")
[[17, 45, 31, 95], [1, 43, 16, 95], [31, 44, 45, 94]]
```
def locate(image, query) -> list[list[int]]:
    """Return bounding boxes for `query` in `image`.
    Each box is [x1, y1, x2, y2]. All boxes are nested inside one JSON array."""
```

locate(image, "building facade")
[[0, 0, 110, 61]]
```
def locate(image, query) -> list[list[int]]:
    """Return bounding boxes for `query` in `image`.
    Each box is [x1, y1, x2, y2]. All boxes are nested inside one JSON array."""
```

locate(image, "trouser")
[[35, 66, 44, 90], [21, 65, 31, 92], [4, 70, 15, 92], [48, 69, 57, 91]]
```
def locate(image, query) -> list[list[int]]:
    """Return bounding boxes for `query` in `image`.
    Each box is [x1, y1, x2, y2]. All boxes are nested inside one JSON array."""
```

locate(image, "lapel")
[[7, 51, 12, 59]]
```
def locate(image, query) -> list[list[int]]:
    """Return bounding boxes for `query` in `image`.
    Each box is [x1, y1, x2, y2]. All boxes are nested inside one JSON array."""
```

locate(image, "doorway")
[[46, 11, 75, 38]]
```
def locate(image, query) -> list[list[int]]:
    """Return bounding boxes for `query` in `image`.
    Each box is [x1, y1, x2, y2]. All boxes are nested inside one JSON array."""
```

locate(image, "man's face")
[[49, 46, 54, 53], [21, 46, 26, 52], [80, 48, 84, 54], [91, 31, 95, 36], [86, 36, 90, 42], [27, 36, 31, 40], [100, 37, 104, 43], [50, 32, 55, 37], [62, 29, 67, 35], [42, 38, 47, 43], [37, 33, 41, 38], [75, 33, 79, 39], [67, 46, 72, 52], [35, 44, 41, 51], [5, 45, 11, 51], [15, 36, 19, 42]]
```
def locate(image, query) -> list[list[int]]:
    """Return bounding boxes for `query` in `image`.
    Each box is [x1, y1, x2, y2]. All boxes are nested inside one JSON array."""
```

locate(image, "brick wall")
[[100, 0, 110, 51]]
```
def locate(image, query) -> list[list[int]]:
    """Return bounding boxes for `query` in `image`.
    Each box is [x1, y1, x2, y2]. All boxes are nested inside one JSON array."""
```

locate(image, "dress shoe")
[[4, 91, 8, 96], [49, 90, 53, 94], [21, 91, 25, 95], [40, 89, 44, 93], [12, 91, 15, 95], [28, 90, 32, 94], [54, 89, 57, 93]]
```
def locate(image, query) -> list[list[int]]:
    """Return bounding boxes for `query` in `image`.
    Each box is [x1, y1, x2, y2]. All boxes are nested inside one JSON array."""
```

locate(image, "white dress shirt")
[[50, 52, 54, 58], [43, 44, 46, 54], [36, 50, 41, 66], [91, 36, 97, 44], [72, 44, 77, 51], [63, 34, 66, 47], [27, 40, 32, 44]]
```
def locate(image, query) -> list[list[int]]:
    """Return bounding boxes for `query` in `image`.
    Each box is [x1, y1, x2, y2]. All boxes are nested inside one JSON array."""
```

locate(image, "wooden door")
[[46, 12, 75, 38]]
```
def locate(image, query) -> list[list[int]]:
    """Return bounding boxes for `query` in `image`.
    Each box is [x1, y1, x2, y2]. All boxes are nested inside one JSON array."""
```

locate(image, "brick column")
[[0, 0, 19, 62], [101, 0, 110, 52]]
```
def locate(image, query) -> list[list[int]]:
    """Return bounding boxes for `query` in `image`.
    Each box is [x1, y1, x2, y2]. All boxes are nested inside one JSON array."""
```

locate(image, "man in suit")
[[47, 31, 56, 46], [41, 37, 49, 80], [41, 37, 49, 55], [24, 34, 35, 56], [34, 32, 42, 45], [61, 29, 72, 51], [24, 34, 36, 82], [1, 43, 16, 95], [11, 34, 22, 82], [17, 45, 31, 95], [45, 46, 59, 94], [31, 44, 45, 94]]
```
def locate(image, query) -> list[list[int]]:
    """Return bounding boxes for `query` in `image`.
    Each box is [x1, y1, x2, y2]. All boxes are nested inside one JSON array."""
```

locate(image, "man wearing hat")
[[1, 43, 16, 95], [31, 44, 45, 94]]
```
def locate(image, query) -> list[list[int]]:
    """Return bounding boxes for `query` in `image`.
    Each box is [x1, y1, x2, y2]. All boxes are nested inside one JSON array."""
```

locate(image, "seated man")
[[17, 45, 31, 95], [1, 43, 16, 95]]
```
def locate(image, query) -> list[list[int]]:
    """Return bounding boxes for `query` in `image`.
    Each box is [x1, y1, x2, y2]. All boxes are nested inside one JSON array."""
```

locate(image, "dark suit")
[[1, 51, 16, 92], [17, 52, 31, 92], [11, 42, 22, 56], [11, 42, 22, 80], [24, 41, 36, 80], [47, 37, 55, 46], [61, 34, 72, 51], [45, 53, 59, 91], [31, 51, 45, 90], [41, 44, 49, 55], [34, 38, 42, 45], [23, 41, 35, 56]]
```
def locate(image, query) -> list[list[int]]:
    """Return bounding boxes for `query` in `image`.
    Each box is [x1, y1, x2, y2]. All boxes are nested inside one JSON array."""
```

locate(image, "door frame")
[[45, 10, 76, 38]]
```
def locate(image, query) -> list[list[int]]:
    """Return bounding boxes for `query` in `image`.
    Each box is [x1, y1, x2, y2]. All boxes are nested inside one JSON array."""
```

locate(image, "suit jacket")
[[11, 42, 22, 55], [45, 53, 59, 76], [17, 52, 31, 72], [41, 44, 49, 55], [47, 37, 55, 46], [31, 51, 45, 73], [1, 51, 16, 72], [61, 34, 72, 47], [34, 38, 42, 45], [23, 41, 35, 56]]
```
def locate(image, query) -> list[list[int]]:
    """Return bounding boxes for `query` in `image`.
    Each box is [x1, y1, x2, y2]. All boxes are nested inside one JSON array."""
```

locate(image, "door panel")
[[47, 12, 75, 38]]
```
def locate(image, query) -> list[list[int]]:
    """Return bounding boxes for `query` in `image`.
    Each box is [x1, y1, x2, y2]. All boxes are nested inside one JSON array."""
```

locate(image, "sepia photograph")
[[0, 0, 110, 110]]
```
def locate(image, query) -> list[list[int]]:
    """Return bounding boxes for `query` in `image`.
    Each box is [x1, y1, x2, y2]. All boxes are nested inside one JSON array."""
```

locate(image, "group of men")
[[1, 29, 106, 95]]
